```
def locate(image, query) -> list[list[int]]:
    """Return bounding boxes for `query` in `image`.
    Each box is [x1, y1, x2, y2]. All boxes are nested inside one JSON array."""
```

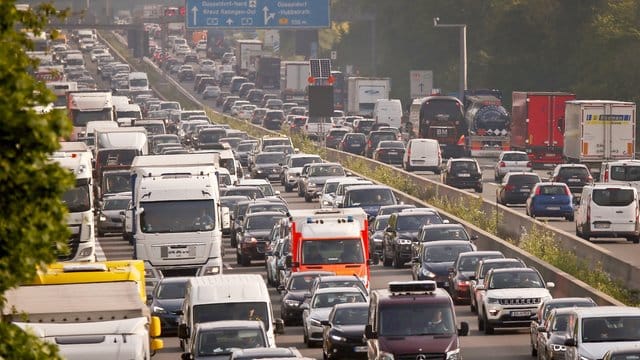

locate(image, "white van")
[[373, 99, 403, 129], [403, 138, 442, 173], [178, 274, 284, 351], [575, 184, 640, 243], [600, 160, 640, 193], [128, 72, 149, 91]]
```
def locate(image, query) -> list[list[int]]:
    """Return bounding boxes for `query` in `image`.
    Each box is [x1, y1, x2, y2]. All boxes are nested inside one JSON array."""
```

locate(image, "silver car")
[[494, 151, 532, 181], [97, 192, 130, 237]]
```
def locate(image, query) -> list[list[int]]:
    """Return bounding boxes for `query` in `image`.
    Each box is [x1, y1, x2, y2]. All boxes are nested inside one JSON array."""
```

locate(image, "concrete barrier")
[[103, 33, 634, 302]]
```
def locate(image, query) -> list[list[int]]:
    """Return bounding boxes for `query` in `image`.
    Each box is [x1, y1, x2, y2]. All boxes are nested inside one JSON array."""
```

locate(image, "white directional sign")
[[410, 70, 433, 99]]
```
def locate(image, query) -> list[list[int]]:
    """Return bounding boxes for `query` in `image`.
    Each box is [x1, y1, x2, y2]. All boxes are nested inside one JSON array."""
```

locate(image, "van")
[[364, 281, 468, 359], [128, 72, 149, 91], [178, 275, 285, 351], [563, 306, 640, 360], [575, 184, 640, 243], [373, 99, 403, 129], [600, 160, 640, 193], [403, 138, 442, 173]]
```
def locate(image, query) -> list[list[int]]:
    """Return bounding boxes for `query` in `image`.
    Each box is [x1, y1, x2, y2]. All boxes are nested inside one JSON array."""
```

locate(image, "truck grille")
[[57, 230, 80, 261], [397, 354, 444, 360], [499, 297, 540, 305]]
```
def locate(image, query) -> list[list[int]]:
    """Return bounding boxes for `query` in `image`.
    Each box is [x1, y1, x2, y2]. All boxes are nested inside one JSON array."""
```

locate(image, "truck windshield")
[[379, 305, 455, 336], [72, 108, 113, 127], [116, 111, 141, 119], [139, 200, 215, 233], [97, 149, 137, 168], [193, 302, 269, 329], [62, 181, 91, 212], [198, 328, 266, 356], [302, 239, 365, 265]]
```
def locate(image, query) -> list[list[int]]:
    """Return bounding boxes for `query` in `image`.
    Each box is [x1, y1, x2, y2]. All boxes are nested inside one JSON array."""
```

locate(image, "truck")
[[287, 208, 371, 289], [280, 61, 309, 103], [463, 89, 511, 157], [94, 127, 148, 190], [511, 92, 576, 166], [417, 95, 468, 158], [46, 81, 77, 108], [67, 90, 114, 141], [255, 56, 281, 90], [4, 282, 163, 360], [563, 100, 636, 175], [235, 39, 263, 77], [130, 153, 224, 293], [50, 142, 95, 262], [346, 77, 391, 117]]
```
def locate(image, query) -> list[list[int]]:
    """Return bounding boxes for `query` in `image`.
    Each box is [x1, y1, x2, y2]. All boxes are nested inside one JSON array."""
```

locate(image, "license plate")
[[268, 174, 280, 179], [162, 246, 195, 259], [594, 223, 610, 229], [520, 188, 530, 192], [458, 173, 471, 177], [443, 281, 449, 287], [511, 310, 531, 317], [545, 153, 556, 157], [352, 144, 361, 147], [354, 346, 367, 352], [388, 151, 398, 155], [568, 179, 580, 182], [547, 206, 560, 210]]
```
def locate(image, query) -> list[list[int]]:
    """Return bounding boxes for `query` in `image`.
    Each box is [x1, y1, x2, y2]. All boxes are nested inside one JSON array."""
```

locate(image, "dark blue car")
[[411, 240, 476, 290]]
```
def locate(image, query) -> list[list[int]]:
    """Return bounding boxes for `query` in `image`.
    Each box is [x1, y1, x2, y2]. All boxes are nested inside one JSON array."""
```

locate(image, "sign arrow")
[[263, 6, 275, 25], [226, 18, 234, 26], [191, 6, 198, 25]]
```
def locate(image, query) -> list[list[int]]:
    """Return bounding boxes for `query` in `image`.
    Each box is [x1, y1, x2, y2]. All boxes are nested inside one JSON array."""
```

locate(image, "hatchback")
[[494, 151, 532, 181], [339, 133, 366, 155], [496, 172, 541, 205], [549, 163, 593, 194], [442, 158, 483, 193], [373, 140, 405, 165], [525, 182, 574, 221], [325, 128, 350, 149]]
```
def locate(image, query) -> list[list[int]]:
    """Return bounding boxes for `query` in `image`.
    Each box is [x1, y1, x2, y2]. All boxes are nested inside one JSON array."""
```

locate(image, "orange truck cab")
[[287, 208, 371, 288]]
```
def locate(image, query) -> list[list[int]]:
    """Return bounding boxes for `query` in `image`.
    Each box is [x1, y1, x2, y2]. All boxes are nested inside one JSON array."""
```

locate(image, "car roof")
[[332, 302, 369, 311], [289, 153, 321, 159], [488, 267, 539, 274], [195, 320, 264, 331], [449, 157, 478, 163], [480, 257, 523, 265], [458, 250, 503, 258], [533, 182, 569, 187], [570, 306, 640, 317], [316, 275, 362, 283], [542, 297, 596, 306], [344, 184, 392, 191], [421, 240, 474, 247], [313, 286, 366, 295], [420, 223, 464, 230]]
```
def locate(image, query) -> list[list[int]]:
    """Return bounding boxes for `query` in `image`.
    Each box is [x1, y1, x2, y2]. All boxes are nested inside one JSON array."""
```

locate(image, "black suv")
[[382, 209, 445, 269], [441, 158, 483, 193], [262, 110, 285, 131], [365, 130, 397, 158], [549, 163, 593, 194], [339, 133, 366, 156], [177, 68, 195, 82], [496, 172, 541, 205]]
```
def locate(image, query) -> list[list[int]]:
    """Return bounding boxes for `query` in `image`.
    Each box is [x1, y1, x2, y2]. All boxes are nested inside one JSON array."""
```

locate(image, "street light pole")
[[433, 17, 467, 99]]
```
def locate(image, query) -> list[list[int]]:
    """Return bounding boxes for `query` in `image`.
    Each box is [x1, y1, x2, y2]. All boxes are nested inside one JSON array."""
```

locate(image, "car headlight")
[[396, 238, 412, 245], [152, 306, 166, 314], [487, 297, 500, 304], [201, 265, 220, 275], [309, 318, 322, 327], [446, 348, 461, 360], [379, 351, 394, 360], [322, 200, 331, 206], [308, 182, 316, 188], [330, 333, 347, 342], [579, 357, 593, 360], [257, 170, 263, 173], [284, 299, 301, 307], [99, 215, 106, 221], [551, 344, 566, 352], [421, 268, 436, 278]]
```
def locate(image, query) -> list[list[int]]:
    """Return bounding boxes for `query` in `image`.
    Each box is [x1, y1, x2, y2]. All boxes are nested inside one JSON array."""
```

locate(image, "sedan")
[[496, 172, 542, 206], [411, 240, 476, 290], [447, 251, 504, 304], [148, 277, 190, 334], [278, 271, 335, 325], [321, 303, 369, 360], [373, 140, 405, 165], [236, 211, 286, 266], [525, 182, 574, 221], [301, 287, 367, 347], [535, 308, 574, 360]]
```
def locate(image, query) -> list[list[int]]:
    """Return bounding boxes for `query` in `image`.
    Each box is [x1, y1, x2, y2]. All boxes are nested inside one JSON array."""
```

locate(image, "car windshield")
[[542, 300, 596, 320], [255, 153, 285, 164], [237, 143, 256, 152], [333, 307, 368, 326], [397, 214, 438, 231], [346, 189, 395, 206], [592, 188, 635, 206], [193, 302, 269, 328], [289, 275, 318, 291], [488, 271, 544, 289], [502, 153, 529, 161], [452, 161, 478, 172], [480, 261, 525, 278], [156, 280, 187, 299], [291, 157, 321, 168], [318, 280, 367, 294], [379, 305, 455, 336], [422, 244, 474, 263], [558, 167, 589, 177], [247, 204, 287, 214], [197, 328, 266, 356], [245, 215, 285, 230], [550, 313, 570, 332], [421, 226, 470, 241], [312, 291, 366, 309], [374, 217, 390, 231], [537, 185, 568, 195], [582, 316, 640, 343], [323, 181, 342, 194], [508, 174, 540, 185], [309, 166, 345, 177], [379, 141, 405, 149], [302, 239, 365, 265], [102, 198, 129, 210]]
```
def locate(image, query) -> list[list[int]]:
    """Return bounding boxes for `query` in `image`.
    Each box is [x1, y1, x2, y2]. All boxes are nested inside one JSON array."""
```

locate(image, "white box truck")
[[4, 282, 163, 360], [563, 100, 636, 174], [280, 61, 309, 103], [236, 39, 263, 77], [347, 77, 391, 117], [130, 154, 224, 293]]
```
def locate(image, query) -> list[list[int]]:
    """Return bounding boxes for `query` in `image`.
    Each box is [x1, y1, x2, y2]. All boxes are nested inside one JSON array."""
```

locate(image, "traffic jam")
[[12, 5, 640, 360]]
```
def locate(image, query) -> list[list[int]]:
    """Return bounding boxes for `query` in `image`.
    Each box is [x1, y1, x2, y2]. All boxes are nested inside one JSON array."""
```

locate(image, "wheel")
[[434, 168, 441, 175], [97, 229, 105, 237], [236, 252, 241, 265], [627, 236, 640, 244], [240, 253, 250, 266], [303, 327, 309, 344], [284, 184, 292, 193], [304, 193, 312, 203], [475, 185, 483, 193], [494, 173, 500, 182], [392, 252, 403, 269], [470, 299, 476, 313], [477, 312, 485, 331], [404, 162, 412, 172], [531, 342, 537, 357], [382, 248, 393, 267], [297, 186, 304, 197], [483, 313, 494, 335], [565, 214, 574, 222]]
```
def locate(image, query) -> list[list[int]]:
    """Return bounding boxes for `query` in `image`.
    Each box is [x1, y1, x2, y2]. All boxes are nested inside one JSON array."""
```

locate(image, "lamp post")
[[433, 17, 467, 99]]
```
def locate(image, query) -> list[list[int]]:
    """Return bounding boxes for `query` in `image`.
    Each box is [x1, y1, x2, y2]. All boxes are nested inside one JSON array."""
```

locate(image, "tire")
[[382, 249, 393, 267], [304, 193, 312, 203], [477, 312, 485, 331], [284, 184, 292, 193], [97, 229, 105, 237], [470, 299, 476, 314], [566, 214, 574, 222], [475, 185, 483, 193], [297, 187, 304, 197], [404, 162, 412, 172], [303, 327, 308, 344], [484, 313, 494, 335], [236, 252, 241, 265], [531, 343, 537, 357], [392, 252, 403, 269], [434, 168, 441, 175], [494, 173, 500, 182], [240, 254, 251, 267]]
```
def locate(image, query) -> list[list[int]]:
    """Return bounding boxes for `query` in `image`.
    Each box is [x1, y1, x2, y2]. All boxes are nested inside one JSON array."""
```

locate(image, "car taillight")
[[526, 162, 532, 168], [499, 161, 506, 168], [505, 184, 515, 191], [587, 175, 593, 182], [586, 204, 591, 224], [535, 186, 542, 195], [603, 169, 609, 182]]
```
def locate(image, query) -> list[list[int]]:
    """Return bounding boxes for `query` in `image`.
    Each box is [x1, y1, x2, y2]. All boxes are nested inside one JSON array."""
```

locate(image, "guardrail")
[[100, 33, 629, 305]]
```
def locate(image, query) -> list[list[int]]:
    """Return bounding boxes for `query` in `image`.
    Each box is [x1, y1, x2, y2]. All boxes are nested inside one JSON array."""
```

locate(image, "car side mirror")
[[458, 321, 469, 336], [564, 338, 577, 347], [546, 282, 555, 289], [364, 324, 377, 339]]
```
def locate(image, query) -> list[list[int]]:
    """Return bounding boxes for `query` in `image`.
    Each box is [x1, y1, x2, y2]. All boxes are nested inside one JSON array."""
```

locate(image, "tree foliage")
[[0, 1, 70, 359], [332, 0, 640, 107]]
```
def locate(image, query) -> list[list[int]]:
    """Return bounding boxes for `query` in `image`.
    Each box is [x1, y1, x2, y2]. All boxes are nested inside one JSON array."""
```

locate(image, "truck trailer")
[[346, 77, 391, 117]]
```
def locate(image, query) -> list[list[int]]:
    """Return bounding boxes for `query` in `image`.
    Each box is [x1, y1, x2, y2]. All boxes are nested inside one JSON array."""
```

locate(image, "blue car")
[[525, 182, 574, 221]]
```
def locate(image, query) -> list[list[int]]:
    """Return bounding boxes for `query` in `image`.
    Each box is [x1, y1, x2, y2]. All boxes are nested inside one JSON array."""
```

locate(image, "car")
[[496, 172, 542, 205], [339, 184, 399, 220], [236, 140, 258, 167], [202, 85, 221, 99], [535, 308, 575, 360], [236, 211, 287, 266], [321, 303, 369, 360], [97, 193, 130, 236], [251, 152, 287, 181], [477, 267, 554, 335], [368, 214, 391, 264], [289, 106, 307, 116], [373, 140, 405, 165], [238, 104, 257, 120], [265, 98, 284, 110], [308, 275, 369, 299], [178, 68, 195, 82], [247, 89, 265, 105], [353, 119, 375, 135], [262, 110, 285, 131], [525, 182, 575, 221], [530, 297, 597, 358], [301, 287, 368, 347], [280, 153, 322, 192], [230, 198, 277, 247], [441, 158, 483, 193], [494, 150, 532, 181], [403, 138, 442, 173], [298, 163, 347, 203], [447, 251, 504, 304], [251, 108, 268, 125], [410, 240, 476, 289], [149, 276, 190, 334], [278, 271, 335, 325], [549, 163, 593, 195], [288, 115, 308, 134], [381, 209, 445, 269], [230, 347, 304, 360], [339, 133, 366, 155], [325, 128, 350, 149], [468, 257, 527, 314], [365, 130, 397, 158], [319, 177, 350, 209], [222, 96, 241, 113], [238, 82, 256, 99]]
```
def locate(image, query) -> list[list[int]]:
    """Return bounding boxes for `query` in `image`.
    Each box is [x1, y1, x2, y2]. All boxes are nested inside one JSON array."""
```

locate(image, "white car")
[[175, 44, 191, 56], [200, 59, 216, 74], [319, 177, 349, 209], [231, 100, 251, 116], [281, 153, 323, 193], [238, 104, 257, 120], [90, 48, 109, 62], [202, 85, 221, 99], [301, 287, 367, 346], [195, 40, 207, 51]]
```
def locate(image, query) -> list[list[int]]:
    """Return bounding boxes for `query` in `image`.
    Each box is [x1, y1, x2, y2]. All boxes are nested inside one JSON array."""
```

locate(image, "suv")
[[364, 281, 469, 359], [469, 257, 526, 314], [477, 267, 554, 335], [339, 133, 366, 155], [382, 209, 445, 269], [496, 172, 541, 205], [442, 158, 483, 193], [298, 163, 346, 202], [494, 151, 532, 181], [280, 153, 322, 192], [325, 128, 350, 149], [182, 320, 270, 359], [365, 130, 397, 158], [236, 211, 287, 266], [549, 163, 593, 195]]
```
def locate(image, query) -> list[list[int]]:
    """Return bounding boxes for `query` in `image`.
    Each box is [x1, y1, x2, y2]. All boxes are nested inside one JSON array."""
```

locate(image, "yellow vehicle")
[[30, 260, 147, 302]]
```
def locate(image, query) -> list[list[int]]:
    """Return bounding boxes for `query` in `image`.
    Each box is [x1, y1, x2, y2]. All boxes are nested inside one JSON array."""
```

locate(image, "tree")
[[0, 1, 70, 359]]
